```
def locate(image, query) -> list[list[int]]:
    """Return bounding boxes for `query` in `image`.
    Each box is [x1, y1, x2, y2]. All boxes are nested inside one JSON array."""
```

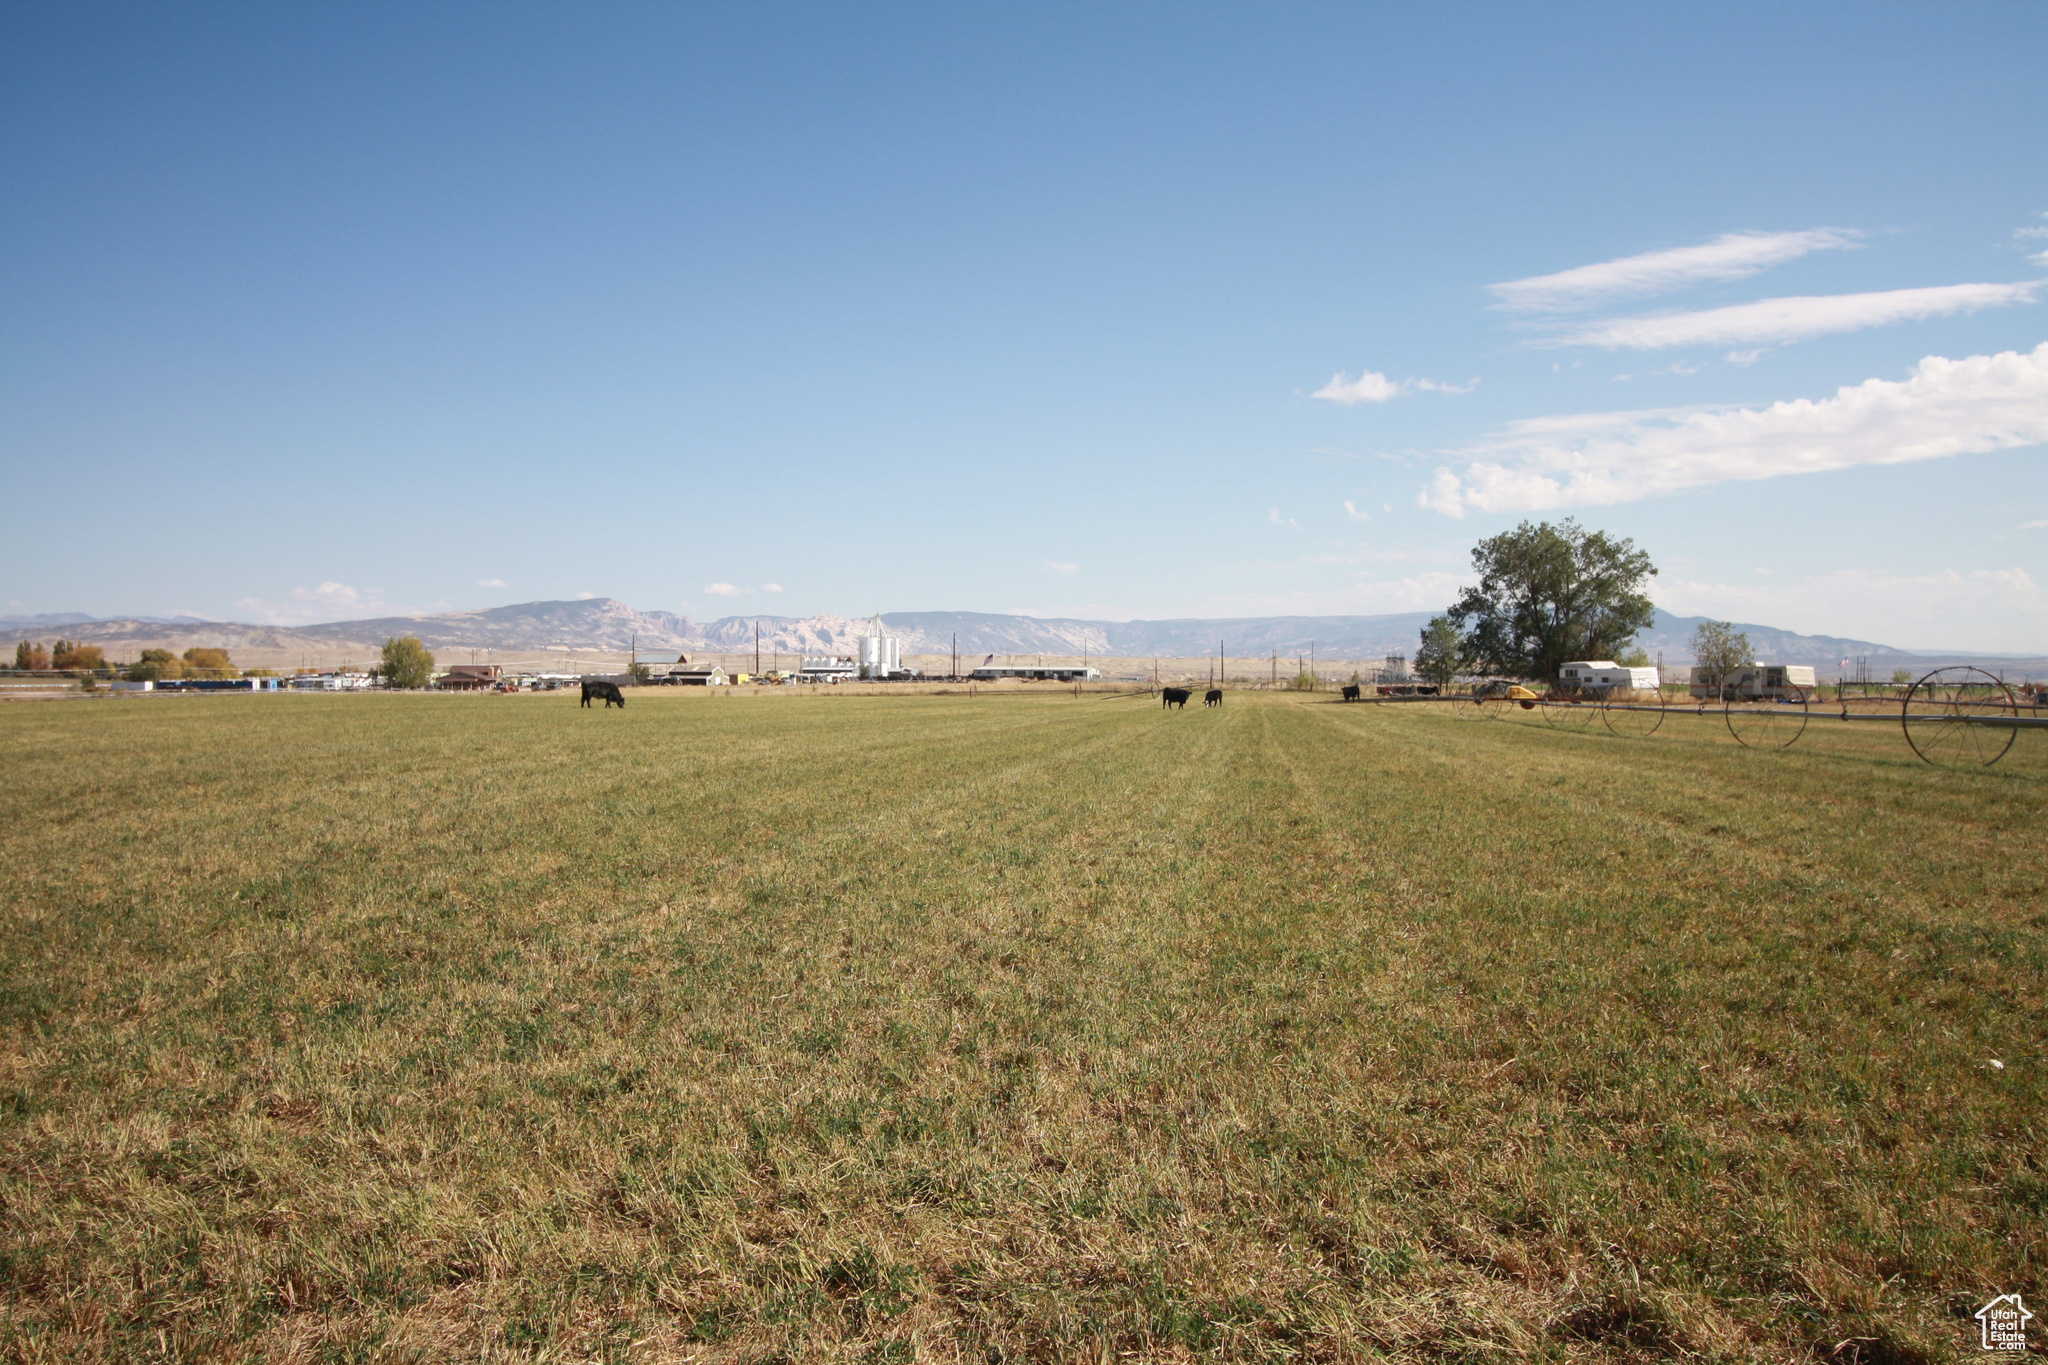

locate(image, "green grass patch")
[[0, 689, 2042, 1359]]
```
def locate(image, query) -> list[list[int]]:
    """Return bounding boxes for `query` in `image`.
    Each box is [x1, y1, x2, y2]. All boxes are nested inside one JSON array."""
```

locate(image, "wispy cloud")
[[1313, 370, 1477, 405], [2017, 213, 2048, 266], [476, 578, 506, 588], [1555, 281, 2041, 352], [761, 583, 783, 593], [1268, 508, 1301, 530], [1419, 342, 2048, 518], [235, 581, 396, 626], [575, 591, 597, 600], [1041, 560, 1079, 575], [704, 583, 741, 596], [1342, 500, 1370, 522], [2020, 519, 2048, 530], [1490, 229, 1859, 313]]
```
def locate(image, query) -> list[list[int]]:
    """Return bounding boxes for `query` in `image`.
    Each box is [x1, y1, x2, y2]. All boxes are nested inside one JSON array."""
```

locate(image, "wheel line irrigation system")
[[1358, 666, 2044, 770]]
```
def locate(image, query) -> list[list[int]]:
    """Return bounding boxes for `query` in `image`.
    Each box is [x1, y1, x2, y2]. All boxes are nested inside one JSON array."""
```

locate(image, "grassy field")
[[1, 689, 2042, 1363]]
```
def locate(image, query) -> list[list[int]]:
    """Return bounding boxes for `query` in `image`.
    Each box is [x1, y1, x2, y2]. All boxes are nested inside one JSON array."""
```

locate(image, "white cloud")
[[1040, 560, 1079, 575], [703, 583, 741, 596], [1314, 370, 1402, 403], [761, 583, 784, 593], [1419, 342, 2048, 518], [1556, 281, 2041, 351], [1268, 508, 1301, 530], [1342, 500, 1370, 522], [2020, 519, 2048, 530], [1490, 229, 1859, 313], [1656, 567, 2045, 654], [575, 591, 597, 600], [476, 578, 506, 588], [1313, 370, 1476, 404]]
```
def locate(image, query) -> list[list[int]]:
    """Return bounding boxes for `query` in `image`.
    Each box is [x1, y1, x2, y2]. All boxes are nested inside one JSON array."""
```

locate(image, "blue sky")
[[4, 3, 2046, 649]]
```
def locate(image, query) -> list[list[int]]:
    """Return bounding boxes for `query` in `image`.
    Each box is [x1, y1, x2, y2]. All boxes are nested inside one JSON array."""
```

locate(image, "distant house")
[[439, 664, 501, 691], [664, 665, 729, 686]]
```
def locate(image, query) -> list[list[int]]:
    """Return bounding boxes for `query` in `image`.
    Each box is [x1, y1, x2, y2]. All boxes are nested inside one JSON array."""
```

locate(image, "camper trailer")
[[1688, 664, 1815, 701], [1557, 661, 1660, 695]]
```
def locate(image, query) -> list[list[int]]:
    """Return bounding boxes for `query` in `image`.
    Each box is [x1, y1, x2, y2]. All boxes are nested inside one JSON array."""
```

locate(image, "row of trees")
[[1405, 519, 1756, 687], [124, 648, 241, 681], [12, 635, 443, 688], [13, 639, 107, 671]]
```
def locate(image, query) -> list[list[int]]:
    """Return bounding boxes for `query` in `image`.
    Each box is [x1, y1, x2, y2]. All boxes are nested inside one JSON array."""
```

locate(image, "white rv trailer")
[[1557, 661, 1660, 694], [1688, 664, 1816, 701]]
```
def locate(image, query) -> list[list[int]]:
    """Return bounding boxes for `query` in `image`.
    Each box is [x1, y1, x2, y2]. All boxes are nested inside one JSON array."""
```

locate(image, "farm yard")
[[1, 689, 2042, 1362]]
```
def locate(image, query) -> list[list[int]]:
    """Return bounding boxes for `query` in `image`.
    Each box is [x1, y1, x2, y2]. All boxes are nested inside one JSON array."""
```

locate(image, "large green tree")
[[1446, 519, 1657, 682], [380, 636, 436, 690]]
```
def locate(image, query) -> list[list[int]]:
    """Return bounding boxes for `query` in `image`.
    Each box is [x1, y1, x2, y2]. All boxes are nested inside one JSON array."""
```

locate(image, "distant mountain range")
[[4, 599, 2042, 673]]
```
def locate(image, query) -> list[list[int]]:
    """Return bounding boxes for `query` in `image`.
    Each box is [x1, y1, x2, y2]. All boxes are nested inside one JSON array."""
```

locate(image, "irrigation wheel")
[[1542, 693, 1601, 730], [1602, 691, 1665, 738], [1724, 689, 1809, 749], [1901, 666, 2017, 768], [1471, 682, 1513, 720]]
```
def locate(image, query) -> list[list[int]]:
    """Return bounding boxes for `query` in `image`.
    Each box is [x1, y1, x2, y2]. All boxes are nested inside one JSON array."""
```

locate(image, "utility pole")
[[952, 632, 957, 681], [1311, 641, 1317, 692], [1219, 639, 1224, 688], [754, 621, 760, 677]]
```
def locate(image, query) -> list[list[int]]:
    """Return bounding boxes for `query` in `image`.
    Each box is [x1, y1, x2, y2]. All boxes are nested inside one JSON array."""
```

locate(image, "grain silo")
[[858, 614, 901, 678]]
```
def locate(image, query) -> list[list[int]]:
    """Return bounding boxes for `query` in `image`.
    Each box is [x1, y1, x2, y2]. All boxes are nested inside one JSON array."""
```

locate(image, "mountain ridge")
[[5, 599, 2041, 673]]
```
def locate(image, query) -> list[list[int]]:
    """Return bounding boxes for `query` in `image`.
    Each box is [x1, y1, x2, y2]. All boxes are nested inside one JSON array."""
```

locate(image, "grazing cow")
[[581, 680, 626, 709], [1204, 688, 1223, 707], [1161, 687, 1192, 709], [1341, 684, 1361, 702]]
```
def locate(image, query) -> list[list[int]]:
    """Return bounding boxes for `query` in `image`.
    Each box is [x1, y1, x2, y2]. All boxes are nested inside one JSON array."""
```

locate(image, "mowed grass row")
[[0, 690, 2041, 1362]]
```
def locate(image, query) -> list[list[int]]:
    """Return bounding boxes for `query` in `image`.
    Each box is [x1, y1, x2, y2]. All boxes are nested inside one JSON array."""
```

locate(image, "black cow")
[[1204, 688, 1223, 707], [1341, 684, 1361, 702], [1161, 687, 1192, 709], [581, 680, 626, 709]]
